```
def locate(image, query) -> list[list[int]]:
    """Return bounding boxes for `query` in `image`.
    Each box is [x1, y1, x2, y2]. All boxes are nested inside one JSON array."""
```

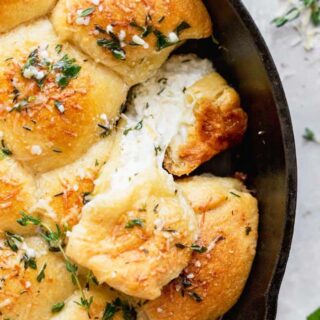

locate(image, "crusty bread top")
[[0, 0, 57, 33], [51, 0, 212, 84], [139, 175, 258, 320]]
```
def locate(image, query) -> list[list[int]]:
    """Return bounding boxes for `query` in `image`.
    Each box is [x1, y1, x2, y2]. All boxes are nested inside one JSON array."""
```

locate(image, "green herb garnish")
[[37, 263, 47, 282], [53, 54, 81, 88], [16, 212, 93, 316], [303, 128, 317, 142], [97, 33, 126, 60], [5, 232, 23, 252], [191, 244, 207, 253], [52, 302, 65, 313], [125, 218, 145, 229], [79, 7, 95, 17], [102, 298, 136, 320]]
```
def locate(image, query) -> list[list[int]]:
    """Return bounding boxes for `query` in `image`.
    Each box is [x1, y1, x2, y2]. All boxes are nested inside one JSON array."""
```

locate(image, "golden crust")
[[0, 236, 76, 320], [164, 73, 248, 176], [51, 0, 212, 85], [66, 167, 198, 300], [0, 0, 56, 33], [138, 175, 258, 320], [0, 19, 127, 174], [34, 137, 116, 229], [0, 157, 37, 235]]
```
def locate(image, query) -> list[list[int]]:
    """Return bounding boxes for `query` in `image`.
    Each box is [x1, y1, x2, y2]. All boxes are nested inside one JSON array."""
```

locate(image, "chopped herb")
[[187, 291, 203, 303], [157, 87, 165, 95], [125, 218, 145, 229], [5, 231, 23, 252], [12, 87, 20, 103], [157, 77, 167, 85], [175, 243, 187, 249], [95, 159, 99, 166], [5, 57, 13, 61], [80, 7, 95, 17], [17, 211, 41, 226], [23, 254, 37, 270], [158, 16, 165, 23], [95, 24, 107, 34], [97, 33, 126, 60], [52, 302, 65, 313], [37, 263, 47, 282], [53, 148, 63, 153], [154, 145, 162, 156], [22, 126, 32, 131], [53, 54, 81, 88], [98, 123, 111, 137], [245, 226, 252, 236], [174, 21, 191, 35], [55, 44, 63, 54], [303, 128, 317, 142], [153, 29, 176, 51], [182, 87, 186, 93], [181, 274, 192, 288], [54, 192, 64, 197], [191, 244, 207, 253], [103, 298, 136, 320], [1, 140, 12, 157], [135, 120, 143, 130], [272, 1, 320, 28], [86, 270, 99, 287], [272, 7, 300, 27], [230, 191, 240, 198]]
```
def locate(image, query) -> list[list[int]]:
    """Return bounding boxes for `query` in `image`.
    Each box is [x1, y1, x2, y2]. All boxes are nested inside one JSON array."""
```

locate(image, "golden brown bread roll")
[[33, 137, 116, 229], [66, 166, 199, 300], [0, 0, 56, 33], [0, 235, 76, 320], [0, 156, 37, 235], [51, 0, 212, 85], [0, 19, 127, 174], [138, 175, 258, 320], [164, 73, 248, 176]]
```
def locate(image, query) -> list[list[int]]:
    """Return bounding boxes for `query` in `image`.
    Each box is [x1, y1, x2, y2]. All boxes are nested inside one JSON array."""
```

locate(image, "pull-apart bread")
[[0, 1, 258, 320]]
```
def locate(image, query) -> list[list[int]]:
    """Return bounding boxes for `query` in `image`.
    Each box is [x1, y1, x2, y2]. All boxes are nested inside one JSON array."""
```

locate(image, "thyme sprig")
[[16, 212, 93, 317], [272, 0, 320, 27]]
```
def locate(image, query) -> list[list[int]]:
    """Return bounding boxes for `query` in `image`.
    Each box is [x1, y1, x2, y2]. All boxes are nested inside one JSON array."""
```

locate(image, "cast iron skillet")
[[177, 0, 297, 319]]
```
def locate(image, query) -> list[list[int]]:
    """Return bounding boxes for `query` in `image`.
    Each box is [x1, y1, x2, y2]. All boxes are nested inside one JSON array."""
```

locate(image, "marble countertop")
[[241, 0, 319, 319]]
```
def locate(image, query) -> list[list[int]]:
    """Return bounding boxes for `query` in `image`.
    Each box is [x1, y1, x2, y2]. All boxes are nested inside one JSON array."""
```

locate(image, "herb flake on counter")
[[303, 128, 318, 142]]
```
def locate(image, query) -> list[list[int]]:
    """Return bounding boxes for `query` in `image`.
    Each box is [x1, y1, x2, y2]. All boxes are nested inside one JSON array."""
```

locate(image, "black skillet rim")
[[226, 0, 297, 318]]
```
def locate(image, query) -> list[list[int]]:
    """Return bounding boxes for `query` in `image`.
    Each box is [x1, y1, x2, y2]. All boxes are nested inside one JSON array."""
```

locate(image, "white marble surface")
[[240, 0, 320, 319]]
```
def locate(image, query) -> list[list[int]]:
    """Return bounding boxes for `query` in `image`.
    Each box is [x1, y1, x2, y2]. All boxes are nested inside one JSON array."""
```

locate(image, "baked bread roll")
[[34, 137, 116, 229], [0, 19, 127, 174], [66, 166, 199, 300], [0, 156, 37, 235], [0, 235, 76, 319], [0, 0, 56, 33], [138, 175, 258, 320], [164, 72, 248, 176], [51, 0, 212, 85]]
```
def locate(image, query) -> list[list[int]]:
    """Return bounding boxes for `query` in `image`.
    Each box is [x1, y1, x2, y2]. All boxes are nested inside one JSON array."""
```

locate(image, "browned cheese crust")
[[138, 175, 258, 320], [164, 73, 248, 176]]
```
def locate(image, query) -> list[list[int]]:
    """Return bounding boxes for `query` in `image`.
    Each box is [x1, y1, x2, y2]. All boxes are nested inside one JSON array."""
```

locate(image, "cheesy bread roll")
[[0, 155, 37, 235], [50, 287, 135, 320], [33, 137, 116, 229], [51, 0, 212, 85], [0, 0, 56, 33], [164, 72, 248, 176], [138, 175, 258, 320], [0, 235, 76, 320], [66, 167, 199, 300], [0, 19, 127, 174]]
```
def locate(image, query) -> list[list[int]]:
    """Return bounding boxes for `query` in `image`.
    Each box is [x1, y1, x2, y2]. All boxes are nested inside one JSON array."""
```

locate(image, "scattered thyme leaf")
[[125, 219, 145, 229], [52, 302, 65, 313], [37, 263, 47, 282]]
